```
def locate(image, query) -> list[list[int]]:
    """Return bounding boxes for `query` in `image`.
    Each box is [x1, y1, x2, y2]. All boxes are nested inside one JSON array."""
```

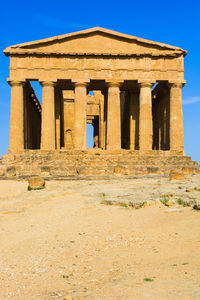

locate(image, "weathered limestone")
[[169, 169, 184, 181], [106, 82, 121, 150], [1, 150, 199, 179], [169, 82, 184, 153], [8, 81, 25, 152], [5, 28, 188, 154], [55, 88, 62, 150], [138, 81, 154, 151], [40, 81, 56, 150], [63, 91, 74, 149], [99, 96, 104, 149], [28, 176, 45, 190], [73, 82, 88, 150], [129, 91, 139, 150], [103, 91, 108, 150], [2, 27, 197, 179]]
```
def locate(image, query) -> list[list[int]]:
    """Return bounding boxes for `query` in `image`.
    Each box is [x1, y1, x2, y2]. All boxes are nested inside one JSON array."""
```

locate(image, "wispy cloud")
[[35, 14, 93, 31], [183, 96, 200, 105]]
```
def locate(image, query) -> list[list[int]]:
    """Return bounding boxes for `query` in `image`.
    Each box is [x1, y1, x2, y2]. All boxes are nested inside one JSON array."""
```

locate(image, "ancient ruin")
[[0, 27, 199, 177]]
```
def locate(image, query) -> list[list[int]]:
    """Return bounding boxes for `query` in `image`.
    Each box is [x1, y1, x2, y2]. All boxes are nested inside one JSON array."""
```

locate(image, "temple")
[[1, 27, 199, 178]]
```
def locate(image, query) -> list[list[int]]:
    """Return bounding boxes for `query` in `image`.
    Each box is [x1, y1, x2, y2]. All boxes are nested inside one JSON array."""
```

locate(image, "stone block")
[[41, 166, 50, 176], [1, 151, 199, 179], [169, 169, 184, 180], [28, 176, 45, 190], [114, 166, 128, 175], [6, 166, 16, 177], [147, 167, 159, 174], [194, 168, 200, 175], [182, 167, 192, 175], [0, 168, 5, 176], [114, 166, 122, 174]]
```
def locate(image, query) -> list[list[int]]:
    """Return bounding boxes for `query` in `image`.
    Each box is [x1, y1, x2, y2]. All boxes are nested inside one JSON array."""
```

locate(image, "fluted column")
[[8, 80, 25, 152], [129, 91, 139, 150], [73, 82, 88, 150], [55, 88, 62, 150], [106, 82, 121, 150], [169, 82, 184, 152], [99, 96, 104, 149], [139, 81, 154, 151], [40, 81, 56, 150]]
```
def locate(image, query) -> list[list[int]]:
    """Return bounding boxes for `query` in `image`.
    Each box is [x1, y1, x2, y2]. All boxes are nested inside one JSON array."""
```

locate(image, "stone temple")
[[0, 27, 199, 178]]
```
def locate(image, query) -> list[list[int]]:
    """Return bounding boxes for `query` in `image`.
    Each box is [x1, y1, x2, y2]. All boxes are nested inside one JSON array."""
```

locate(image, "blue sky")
[[0, 0, 200, 162]]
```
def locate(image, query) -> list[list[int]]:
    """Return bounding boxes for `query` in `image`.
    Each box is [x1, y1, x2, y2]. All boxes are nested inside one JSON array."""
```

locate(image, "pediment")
[[4, 27, 186, 57]]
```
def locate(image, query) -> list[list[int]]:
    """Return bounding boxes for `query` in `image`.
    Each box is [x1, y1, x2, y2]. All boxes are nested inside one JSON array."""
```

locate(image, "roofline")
[[3, 27, 187, 56]]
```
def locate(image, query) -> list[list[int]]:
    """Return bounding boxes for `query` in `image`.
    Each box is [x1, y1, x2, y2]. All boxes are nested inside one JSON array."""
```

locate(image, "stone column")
[[169, 82, 184, 152], [102, 90, 108, 150], [106, 82, 121, 150], [8, 80, 25, 152], [73, 82, 88, 150], [99, 96, 104, 149], [55, 88, 62, 150], [129, 91, 139, 150], [152, 96, 160, 150], [40, 81, 56, 150], [138, 81, 154, 151]]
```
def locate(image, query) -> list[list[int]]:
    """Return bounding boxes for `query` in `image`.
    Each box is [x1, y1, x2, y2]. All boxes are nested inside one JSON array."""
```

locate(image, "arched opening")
[[87, 123, 94, 148]]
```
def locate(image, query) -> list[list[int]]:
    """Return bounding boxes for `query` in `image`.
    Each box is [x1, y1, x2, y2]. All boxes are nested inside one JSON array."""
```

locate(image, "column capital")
[[106, 81, 123, 88], [168, 80, 186, 88], [7, 80, 25, 87], [105, 79, 124, 87], [40, 81, 56, 87], [138, 80, 155, 88], [72, 79, 90, 87], [73, 82, 89, 88]]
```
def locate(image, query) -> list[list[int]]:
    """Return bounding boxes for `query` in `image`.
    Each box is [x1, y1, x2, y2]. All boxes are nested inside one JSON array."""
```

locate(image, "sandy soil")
[[0, 176, 200, 300]]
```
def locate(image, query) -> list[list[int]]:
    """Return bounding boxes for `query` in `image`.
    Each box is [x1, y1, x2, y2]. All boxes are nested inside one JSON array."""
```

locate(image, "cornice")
[[4, 49, 184, 58]]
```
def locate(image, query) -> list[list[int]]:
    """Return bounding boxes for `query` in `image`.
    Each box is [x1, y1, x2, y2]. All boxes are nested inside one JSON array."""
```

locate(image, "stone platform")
[[0, 150, 199, 179]]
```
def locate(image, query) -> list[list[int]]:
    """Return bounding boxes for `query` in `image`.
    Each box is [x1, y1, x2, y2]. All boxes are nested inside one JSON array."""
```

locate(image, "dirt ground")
[[0, 176, 200, 300]]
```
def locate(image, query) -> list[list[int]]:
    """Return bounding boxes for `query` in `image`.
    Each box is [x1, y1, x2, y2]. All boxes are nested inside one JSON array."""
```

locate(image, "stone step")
[[2, 152, 192, 158], [2, 156, 194, 164], [4, 158, 198, 168], [13, 163, 195, 169], [16, 163, 199, 171], [1, 152, 199, 178]]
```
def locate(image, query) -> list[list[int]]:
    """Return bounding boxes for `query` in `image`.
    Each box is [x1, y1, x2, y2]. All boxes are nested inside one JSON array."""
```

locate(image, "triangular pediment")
[[4, 27, 186, 57]]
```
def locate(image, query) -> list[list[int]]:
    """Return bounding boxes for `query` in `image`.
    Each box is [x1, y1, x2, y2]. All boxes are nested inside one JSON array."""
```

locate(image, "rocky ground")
[[0, 175, 200, 299]]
